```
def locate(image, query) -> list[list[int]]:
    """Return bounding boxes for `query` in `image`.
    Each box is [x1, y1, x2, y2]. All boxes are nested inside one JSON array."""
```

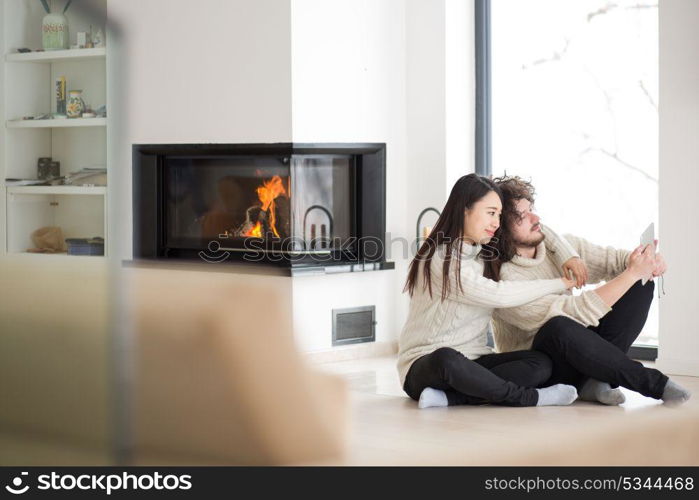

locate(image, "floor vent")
[[332, 306, 376, 346]]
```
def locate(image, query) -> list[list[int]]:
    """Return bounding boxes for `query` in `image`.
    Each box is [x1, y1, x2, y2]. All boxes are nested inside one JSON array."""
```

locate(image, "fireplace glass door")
[[165, 155, 291, 250], [290, 154, 354, 253], [163, 154, 354, 255]]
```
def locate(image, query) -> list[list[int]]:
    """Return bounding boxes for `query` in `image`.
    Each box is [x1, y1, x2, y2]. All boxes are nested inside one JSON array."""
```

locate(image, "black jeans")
[[403, 347, 549, 407], [532, 280, 668, 399]]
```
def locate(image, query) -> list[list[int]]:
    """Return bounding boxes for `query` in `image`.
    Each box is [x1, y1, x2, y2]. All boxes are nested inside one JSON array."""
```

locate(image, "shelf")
[[6, 117, 106, 128], [7, 252, 106, 259], [6, 185, 106, 196], [5, 47, 106, 63]]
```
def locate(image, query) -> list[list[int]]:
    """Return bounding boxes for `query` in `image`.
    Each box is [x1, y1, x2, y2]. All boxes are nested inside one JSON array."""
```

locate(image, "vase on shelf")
[[42, 11, 69, 50], [66, 90, 85, 118]]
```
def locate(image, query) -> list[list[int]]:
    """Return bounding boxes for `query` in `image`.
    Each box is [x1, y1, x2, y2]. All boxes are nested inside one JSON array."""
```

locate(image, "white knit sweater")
[[396, 226, 576, 387], [493, 234, 631, 353]]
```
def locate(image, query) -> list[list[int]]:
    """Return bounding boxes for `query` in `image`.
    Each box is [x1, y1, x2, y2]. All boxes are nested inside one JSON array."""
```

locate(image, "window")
[[478, 0, 659, 354]]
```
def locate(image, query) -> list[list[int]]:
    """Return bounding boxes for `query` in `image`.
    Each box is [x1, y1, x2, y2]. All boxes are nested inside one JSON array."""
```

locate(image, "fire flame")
[[247, 222, 262, 237], [243, 175, 286, 238]]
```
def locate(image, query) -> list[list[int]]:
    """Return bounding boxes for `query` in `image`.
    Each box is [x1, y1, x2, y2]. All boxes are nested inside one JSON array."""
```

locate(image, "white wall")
[[290, 0, 409, 350], [406, 0, 447, 223], [656, 0, 699, 376], [406, 0, 475, 233], [108, 0, 293, 259], [445, 0, 475, 189]]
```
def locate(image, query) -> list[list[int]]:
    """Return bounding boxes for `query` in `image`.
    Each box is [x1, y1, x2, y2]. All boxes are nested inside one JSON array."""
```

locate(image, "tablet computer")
[[640, 222, 655, 285]]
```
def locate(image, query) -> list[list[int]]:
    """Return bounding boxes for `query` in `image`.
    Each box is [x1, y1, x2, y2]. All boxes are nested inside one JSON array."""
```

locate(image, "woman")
[[398, 174, 579, 408]]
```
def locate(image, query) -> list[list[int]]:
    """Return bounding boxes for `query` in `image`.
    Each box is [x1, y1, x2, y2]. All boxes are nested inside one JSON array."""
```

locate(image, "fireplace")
[[133, 143, 390, 271]]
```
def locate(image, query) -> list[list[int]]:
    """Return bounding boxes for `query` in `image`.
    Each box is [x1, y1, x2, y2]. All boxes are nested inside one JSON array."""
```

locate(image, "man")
[[491, 176, 690, 405]]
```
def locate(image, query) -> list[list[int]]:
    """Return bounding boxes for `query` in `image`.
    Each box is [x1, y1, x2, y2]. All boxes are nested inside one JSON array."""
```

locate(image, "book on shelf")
[[6, 170, 107, 188], [64, 166, 107, 186], [5, 178, 50, 186]]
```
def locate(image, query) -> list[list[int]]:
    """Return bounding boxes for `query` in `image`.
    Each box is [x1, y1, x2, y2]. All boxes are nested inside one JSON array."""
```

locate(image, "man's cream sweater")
[[493, 234, 631, 353], [397, 227, 577, 387]]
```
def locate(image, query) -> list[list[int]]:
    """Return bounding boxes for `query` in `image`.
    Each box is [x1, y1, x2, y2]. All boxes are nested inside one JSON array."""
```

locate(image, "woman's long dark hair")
[[404, 174, 502, 301]]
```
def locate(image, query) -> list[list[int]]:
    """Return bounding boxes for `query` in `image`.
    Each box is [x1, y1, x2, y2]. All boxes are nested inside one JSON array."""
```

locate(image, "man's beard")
[[513, 228, 546, 248]]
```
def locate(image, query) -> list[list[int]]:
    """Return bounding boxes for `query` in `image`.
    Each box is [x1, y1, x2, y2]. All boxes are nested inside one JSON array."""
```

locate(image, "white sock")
[[536, 384, 578, 406], [662, 379, 691, 406], [579, 378, 626, 406], [418, 387, 448, 409]]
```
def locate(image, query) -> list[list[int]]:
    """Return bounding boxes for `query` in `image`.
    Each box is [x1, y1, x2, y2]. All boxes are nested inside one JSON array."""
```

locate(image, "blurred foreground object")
[[128, 267, 348, 465], [0, 257, 347, 465], [0, 255, 111, 465]]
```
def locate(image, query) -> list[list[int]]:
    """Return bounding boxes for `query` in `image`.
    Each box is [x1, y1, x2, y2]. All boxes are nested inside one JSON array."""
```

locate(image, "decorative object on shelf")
[[40, 0, 73, 51], [76, 31, 89, 48], [37, 157, 60, 180], [66, 89, 84, 118], [85, 25, 94, 48], [92, 27, 105, 48], [37, 157, 51, 178], [65, 236, 104, 256], [55, 76, 66, 117], [81, 101, 94, 117], [49, 161, 61, 179], [27, 226, 67, 253]]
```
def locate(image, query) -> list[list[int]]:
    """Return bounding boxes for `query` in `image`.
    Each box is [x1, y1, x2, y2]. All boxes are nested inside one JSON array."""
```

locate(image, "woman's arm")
[[435, 258, 574, 308], [563, 234, 632, 284], [495, 290, 611, 332], [541, 224, 578, 264], [541, 224, 587, 287], [495, 260, 610, 331]]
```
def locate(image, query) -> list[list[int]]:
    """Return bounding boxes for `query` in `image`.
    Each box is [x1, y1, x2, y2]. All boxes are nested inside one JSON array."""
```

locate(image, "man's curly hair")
[[489, 175, 537, 280]]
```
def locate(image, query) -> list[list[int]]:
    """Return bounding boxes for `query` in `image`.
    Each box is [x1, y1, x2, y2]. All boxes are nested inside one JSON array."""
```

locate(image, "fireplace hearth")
[[133, 143, 391, 272]]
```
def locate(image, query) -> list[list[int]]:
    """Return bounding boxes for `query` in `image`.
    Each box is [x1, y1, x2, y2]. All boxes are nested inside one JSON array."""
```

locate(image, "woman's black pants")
[[532, 280, 668, 399], [403, 347, 548, 407]]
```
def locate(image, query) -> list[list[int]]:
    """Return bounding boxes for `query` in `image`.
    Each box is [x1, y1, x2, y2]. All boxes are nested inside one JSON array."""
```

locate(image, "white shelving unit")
[[7, 185, 106, 196], [1, 0, 108, 257], [5, 47, 106, 63], [6, 117, 106, 128]]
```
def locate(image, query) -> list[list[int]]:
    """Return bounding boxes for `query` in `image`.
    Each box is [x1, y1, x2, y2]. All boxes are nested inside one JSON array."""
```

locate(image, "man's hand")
[[652, 252, 667, 277], [646, 239, 666, 280], [627, 244, 656, 282], [562, 257, 588, 288]]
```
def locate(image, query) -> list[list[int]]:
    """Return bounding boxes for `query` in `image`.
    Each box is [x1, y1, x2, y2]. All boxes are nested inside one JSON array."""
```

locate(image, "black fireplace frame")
[[133, 143, 389, 270]]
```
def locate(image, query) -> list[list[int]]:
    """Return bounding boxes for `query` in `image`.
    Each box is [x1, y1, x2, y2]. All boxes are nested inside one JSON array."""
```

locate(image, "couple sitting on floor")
[[398, 174, 691, 408]]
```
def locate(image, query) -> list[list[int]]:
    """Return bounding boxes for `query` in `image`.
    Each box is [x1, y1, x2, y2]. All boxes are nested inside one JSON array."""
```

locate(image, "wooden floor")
[[312, 355, 699, 465]]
